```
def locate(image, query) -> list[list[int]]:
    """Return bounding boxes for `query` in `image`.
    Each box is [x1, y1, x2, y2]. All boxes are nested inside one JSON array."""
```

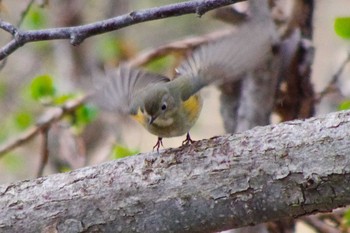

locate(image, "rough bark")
[[1, 110, 350, 233]]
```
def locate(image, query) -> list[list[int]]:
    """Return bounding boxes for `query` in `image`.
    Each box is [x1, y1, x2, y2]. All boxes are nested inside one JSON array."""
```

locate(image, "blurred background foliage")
[[0, 0, 227, 182]]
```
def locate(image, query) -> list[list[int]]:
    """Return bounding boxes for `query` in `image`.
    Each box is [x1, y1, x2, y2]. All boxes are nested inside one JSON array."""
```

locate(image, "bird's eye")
[[161, 103, 167, 111]]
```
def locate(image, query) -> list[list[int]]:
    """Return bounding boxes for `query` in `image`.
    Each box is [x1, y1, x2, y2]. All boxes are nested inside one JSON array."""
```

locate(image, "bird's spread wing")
[[92, 65, 170, 115], [176, 19, 274, 100]]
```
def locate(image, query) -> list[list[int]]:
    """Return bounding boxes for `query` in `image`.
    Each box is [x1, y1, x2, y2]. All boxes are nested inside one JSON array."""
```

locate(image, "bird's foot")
[[182, 133, 195, 145], [153, 137, 164, 152]]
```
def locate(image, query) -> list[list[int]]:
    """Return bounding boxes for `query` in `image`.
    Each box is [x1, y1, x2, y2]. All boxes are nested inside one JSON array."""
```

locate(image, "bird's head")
[[142, 87, 177, 126]]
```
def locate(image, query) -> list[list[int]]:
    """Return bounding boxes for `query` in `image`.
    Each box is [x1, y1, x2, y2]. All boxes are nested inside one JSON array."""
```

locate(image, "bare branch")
[[17, 0, 36, 27], [302, 215, 340, 233], [37, 127, 49, 178], [0, 0, 241, 60], [316, 52, 350, 102], [1, 110, 350, 232], [0, 95, 87, 157], [0, 0, 36, 71], [0, 19, 17, 35], [129, 29, 233, 67]]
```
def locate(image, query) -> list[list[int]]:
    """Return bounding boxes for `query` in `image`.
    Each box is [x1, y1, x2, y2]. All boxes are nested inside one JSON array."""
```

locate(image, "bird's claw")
[[182, 133, 195, 145], [153, 137, 164, 152]]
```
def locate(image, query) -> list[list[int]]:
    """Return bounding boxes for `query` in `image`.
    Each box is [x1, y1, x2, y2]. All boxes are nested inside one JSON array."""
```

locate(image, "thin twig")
[[37, 127, 49, 178], [0, 95, 88, 157], [0, 58, 6, 70], [0, 0, 240, 60], [0, 0, 35, 71], [316, 52, 350, 102], [17, 0, 36, 28], [0, 19, 17, 35], [302, 215, 340, 233]]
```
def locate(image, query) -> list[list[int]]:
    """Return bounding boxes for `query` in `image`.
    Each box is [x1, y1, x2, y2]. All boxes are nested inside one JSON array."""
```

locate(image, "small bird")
[[94, 18, 273, 151]]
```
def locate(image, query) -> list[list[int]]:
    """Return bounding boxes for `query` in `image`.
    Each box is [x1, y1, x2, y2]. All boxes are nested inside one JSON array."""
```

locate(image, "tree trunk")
[[1, 110, 350, 233]]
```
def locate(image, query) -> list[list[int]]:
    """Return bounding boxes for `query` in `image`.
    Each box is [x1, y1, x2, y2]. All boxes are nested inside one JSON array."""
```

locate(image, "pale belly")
[[147, 94, 203, 138]]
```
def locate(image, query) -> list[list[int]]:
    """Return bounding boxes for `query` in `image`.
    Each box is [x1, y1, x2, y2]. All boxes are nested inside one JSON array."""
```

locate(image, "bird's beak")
[[149, 115, 157, 125]]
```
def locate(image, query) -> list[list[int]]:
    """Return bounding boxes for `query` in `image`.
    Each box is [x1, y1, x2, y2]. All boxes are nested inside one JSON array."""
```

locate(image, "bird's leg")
[[153, 137, 164, 152], [182, 133, 195, 145]]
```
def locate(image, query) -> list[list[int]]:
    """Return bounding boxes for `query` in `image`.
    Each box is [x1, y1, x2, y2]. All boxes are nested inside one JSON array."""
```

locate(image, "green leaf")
[[112, 144, 139, 159], [75, 104, 98, 125], [334, 17, 350, 39], [30, 74, 56, 102], [14, 111, 33, 130], [338, 100, 350, 110], [70, 104, 98, 134], [344, 208, 350, 226], [22, 5, 47, 29], [58, 166, 72, 173], [145, 55, 174, 73], [53, 94, 76, 105]]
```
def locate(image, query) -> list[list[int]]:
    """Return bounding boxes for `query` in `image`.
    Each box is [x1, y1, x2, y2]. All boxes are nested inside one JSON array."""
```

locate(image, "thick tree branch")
[[1, 110, 350, 232], [0, 0, 241, 60]]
